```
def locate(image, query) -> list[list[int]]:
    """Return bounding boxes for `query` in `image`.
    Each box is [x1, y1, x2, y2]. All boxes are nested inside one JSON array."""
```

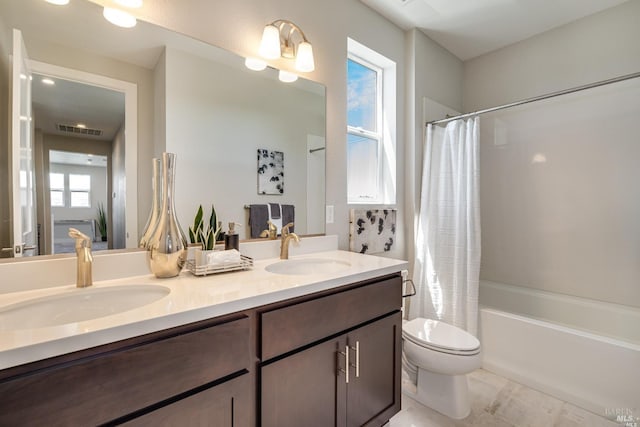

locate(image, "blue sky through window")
[[347, 59, 377, 132]]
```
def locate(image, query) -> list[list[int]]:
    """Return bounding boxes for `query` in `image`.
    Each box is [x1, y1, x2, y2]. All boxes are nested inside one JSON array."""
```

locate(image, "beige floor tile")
[[389, 369, 616, 427], [553, 403, 620, 427]]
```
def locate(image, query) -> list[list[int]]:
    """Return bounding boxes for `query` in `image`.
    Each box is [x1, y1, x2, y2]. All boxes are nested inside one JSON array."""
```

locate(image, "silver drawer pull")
[[349, 341, 360, 378], [338, 345, 349, 384]]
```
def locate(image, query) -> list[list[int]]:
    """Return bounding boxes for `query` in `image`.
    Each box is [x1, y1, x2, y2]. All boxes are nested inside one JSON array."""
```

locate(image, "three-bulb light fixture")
[[245, 20, 315, 83]]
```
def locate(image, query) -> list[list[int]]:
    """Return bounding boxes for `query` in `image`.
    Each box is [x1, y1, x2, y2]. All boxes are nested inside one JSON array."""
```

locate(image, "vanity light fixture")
[[76, 123, 87, 129], [44, 0, 70, 5], [103, 7, 137, 28], [41, 78, 55, 85], [257, 20, 315, 73]]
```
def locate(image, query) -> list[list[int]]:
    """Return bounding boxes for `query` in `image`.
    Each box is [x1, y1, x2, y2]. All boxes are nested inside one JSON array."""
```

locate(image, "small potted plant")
[[97, 203, 107, 242], [188, 204, 221, 266]]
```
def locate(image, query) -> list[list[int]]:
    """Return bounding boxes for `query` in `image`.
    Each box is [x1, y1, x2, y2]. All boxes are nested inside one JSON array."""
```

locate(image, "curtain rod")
[[426, 71, 640, 126]]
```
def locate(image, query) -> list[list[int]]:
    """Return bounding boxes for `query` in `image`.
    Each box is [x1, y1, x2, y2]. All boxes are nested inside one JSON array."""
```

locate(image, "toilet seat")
[[403, 318, 480, 356]]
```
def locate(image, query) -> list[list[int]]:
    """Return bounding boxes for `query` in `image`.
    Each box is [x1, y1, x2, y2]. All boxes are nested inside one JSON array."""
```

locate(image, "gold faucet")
[[259, 221, 278, 240], [280, 222, 299, 260], [68, 228, 93, 288]]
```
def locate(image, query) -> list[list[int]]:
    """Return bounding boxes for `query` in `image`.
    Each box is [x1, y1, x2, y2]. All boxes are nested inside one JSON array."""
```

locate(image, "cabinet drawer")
[[261, 275, 401, 360], [0, 316, 250, 426]]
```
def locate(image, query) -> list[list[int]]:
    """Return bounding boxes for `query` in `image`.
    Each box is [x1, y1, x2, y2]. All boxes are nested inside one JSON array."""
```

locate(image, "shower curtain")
[[409, 117, 481, 336]]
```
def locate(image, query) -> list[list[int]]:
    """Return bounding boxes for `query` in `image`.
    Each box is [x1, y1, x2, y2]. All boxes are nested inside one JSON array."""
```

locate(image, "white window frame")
[[347, 55, 383, 202], [347, 38, 396, 205], [49, 172, 65, 207], [69, 173, 91, 208]]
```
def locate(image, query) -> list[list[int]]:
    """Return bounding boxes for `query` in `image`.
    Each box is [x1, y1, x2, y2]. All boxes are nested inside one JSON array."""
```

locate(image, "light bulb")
[[45, 0, 70, 5], [259, 25, 281, 59], [295, 42, 315, 72]]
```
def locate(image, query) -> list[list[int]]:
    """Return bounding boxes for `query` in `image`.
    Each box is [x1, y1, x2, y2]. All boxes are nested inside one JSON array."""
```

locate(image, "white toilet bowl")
[[402, 318, 481, 419]]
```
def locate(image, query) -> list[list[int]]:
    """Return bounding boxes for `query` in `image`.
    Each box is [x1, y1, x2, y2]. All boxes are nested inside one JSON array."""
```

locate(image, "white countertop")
[[0, 250, 407, 370]]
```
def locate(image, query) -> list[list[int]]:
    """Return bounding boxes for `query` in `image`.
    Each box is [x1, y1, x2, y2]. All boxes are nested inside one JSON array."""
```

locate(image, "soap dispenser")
[[224, 222, 239, 251]]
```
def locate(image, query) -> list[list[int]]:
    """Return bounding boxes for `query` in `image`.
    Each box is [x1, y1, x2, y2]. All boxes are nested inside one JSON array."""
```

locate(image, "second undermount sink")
[[0, 285, 170, 331], [266, 258, 351, 275]]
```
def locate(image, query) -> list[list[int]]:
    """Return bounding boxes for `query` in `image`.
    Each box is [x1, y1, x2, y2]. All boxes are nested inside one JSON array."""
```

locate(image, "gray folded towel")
[[282, 204, 295, 232], [249, 204, 269, 238]]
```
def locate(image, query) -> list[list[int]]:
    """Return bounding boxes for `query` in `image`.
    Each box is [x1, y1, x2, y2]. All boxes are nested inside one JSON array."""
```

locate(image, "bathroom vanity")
[[0, 248, 406, 426]]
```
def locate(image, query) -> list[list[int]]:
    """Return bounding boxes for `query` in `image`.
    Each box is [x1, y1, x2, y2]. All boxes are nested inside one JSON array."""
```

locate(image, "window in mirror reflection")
[[69, 174, 92, 208], [50, 173, 65, 207]]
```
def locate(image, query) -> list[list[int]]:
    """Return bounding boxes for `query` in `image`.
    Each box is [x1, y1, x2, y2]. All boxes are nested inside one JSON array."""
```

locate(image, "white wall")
[[111, 125, 126, 249], [163, 47, 325, 240], [464, 0, 640, 111], [464, 0, 640, 308], [404, 29, 463, 272]]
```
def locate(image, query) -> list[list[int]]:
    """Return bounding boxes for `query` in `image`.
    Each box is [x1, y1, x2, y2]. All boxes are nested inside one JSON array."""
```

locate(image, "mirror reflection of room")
[[32, 72, 126, 255], [0, 0, 326, 259]]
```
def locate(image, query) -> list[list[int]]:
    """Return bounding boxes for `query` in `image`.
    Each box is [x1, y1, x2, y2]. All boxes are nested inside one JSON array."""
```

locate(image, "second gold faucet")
[[279, 222, 299, 259]]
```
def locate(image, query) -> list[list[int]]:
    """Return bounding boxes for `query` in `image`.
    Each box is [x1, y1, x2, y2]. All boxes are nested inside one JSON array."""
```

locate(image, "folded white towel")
[[206, 249, 242, 266]]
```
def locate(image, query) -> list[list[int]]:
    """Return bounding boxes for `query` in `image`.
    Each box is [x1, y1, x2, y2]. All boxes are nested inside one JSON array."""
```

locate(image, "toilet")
[[402, 318, 481, 419]]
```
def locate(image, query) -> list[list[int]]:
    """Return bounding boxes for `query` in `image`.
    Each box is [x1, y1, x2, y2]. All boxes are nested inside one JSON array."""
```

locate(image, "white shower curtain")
[[409, 117, 481, 336]]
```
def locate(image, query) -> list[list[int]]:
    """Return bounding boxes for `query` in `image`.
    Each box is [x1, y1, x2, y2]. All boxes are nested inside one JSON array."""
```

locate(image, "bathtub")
[[478, 280, 640, 416]]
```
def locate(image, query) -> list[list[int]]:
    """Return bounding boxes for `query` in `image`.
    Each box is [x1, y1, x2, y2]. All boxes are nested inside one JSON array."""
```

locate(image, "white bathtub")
[[478, 280, 640, 415]]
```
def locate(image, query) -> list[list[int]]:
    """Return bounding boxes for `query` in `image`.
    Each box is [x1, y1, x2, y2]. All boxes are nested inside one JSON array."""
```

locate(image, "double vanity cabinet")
[[0, 271, 402, 426]]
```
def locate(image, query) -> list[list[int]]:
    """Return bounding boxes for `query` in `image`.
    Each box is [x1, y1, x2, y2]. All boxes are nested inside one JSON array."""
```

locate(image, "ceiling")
[[32, 73, 125, 141], [360, 0, 630, 60]]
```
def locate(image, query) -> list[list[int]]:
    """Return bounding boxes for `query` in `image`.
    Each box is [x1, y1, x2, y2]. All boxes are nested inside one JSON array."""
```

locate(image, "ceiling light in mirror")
[[103, 7, 137, 28], [45, 0, 70, 5], [278, 70, 298, 83], [42, 78, 55, 85], [245, 57, 267, 71]]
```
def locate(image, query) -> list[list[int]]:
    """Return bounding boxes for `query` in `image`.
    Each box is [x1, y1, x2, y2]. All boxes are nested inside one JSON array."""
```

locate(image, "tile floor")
[[388, 369, 620, 427]]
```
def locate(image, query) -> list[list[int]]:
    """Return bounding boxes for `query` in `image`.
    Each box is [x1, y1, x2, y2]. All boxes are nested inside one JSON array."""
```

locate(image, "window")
[[49, 173, 92, 208], [347, 38, 396, 204], [50, 172, 65, 207], [69, 174, 91, 207]]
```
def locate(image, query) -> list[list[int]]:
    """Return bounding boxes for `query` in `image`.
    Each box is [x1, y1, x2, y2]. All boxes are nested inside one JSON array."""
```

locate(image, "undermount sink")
[[0, 285, 170, 330], [266, 258, 351, 275]]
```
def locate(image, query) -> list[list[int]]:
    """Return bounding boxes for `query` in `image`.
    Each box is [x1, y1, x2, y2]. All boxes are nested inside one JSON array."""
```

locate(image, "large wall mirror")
[[0, 0, 326, 259]]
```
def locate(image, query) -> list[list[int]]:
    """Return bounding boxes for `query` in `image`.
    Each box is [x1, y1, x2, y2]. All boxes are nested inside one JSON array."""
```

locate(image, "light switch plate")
[[326, 205, 334, 224]]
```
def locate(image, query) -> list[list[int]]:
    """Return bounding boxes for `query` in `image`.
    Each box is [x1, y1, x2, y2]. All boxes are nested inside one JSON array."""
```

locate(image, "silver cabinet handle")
[[349, 341, 360, 378], [338, 345, 349, 384]]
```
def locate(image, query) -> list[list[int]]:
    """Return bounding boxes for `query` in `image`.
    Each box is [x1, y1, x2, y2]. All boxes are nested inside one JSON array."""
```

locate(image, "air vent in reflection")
[[57, 124, 102, 136]]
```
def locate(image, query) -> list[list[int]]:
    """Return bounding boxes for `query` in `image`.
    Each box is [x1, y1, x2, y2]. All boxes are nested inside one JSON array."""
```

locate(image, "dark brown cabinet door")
[[261, 312, 401, 427], [345, 312, 401, 427], [261, 338, 345, 427], [124, 373, 251, 427]]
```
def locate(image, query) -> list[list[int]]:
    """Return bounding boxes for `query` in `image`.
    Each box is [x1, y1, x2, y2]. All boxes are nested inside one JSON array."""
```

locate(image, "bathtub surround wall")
[[463, 0, 640, 415]]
